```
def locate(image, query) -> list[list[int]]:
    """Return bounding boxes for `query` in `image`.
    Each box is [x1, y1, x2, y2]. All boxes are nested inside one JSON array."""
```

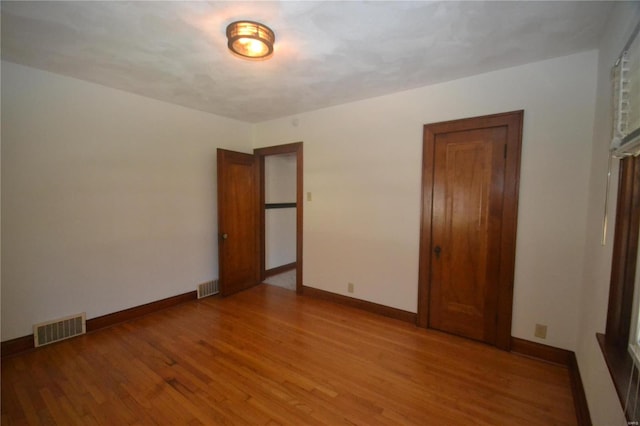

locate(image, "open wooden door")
[[217, 149, 260, 296]]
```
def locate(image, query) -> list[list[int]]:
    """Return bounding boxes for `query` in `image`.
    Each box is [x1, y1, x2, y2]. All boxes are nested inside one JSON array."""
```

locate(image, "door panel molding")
[[217, 149, 261, 296], [418, 111, 523, 351]]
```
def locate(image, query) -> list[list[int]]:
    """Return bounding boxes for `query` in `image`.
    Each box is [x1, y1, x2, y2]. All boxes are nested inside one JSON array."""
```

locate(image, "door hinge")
[[504, 144, 507, 159]]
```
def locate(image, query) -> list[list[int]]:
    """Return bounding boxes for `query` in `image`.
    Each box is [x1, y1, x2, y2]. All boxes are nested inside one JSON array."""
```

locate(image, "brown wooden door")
[[418, 111, 523, 350], [217, 149, 260, 296]]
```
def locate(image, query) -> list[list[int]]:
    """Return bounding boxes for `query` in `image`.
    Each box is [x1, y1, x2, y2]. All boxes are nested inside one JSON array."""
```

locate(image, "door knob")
[[434, 245, 441, 259], [222, 233, 228, 240]]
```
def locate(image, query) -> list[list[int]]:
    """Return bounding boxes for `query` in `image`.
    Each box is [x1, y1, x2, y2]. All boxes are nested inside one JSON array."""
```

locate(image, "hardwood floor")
[[2, 284, 577, 425]]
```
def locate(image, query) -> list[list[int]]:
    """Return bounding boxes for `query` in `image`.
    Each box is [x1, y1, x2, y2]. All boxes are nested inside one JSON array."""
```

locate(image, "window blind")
[[604, 22, 640, 246], [612, 23, 640, 157]]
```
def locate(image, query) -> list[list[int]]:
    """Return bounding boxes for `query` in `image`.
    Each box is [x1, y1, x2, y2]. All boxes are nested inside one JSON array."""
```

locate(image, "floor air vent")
[[33, 313, 86, 347], [197, 280, 219, 299]]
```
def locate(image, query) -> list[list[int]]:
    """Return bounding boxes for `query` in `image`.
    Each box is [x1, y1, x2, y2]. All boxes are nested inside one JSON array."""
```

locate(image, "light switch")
[[307, 192, 312, 201]]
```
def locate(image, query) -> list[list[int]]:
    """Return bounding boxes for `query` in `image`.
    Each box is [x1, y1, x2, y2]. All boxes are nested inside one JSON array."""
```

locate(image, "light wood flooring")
[[2, 284, 577, 425]]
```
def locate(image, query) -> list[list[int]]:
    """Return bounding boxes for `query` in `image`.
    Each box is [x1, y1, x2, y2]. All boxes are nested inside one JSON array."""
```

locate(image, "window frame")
[[600, 156, 640, 421]]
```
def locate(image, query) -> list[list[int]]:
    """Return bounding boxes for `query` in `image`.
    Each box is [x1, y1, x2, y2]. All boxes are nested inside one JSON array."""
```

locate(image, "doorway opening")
[[263, 153, 297, 291], [255, 142, 303, 294]]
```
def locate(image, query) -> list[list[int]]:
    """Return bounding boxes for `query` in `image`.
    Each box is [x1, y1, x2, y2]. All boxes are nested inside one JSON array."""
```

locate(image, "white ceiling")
[[1, 1, 613, 123]]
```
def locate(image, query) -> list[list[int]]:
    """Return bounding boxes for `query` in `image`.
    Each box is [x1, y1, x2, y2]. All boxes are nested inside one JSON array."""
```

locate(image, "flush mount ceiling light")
[[226, 20, 275, 60]]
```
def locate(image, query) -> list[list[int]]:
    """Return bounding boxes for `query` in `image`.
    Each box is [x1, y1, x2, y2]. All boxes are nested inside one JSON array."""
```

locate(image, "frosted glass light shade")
[[226, 21, 275, 60]]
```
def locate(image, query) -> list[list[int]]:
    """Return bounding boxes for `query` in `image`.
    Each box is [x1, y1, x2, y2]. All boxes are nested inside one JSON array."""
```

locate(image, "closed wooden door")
[[418, 111, 523, 350], [217, 149, 260, 296]]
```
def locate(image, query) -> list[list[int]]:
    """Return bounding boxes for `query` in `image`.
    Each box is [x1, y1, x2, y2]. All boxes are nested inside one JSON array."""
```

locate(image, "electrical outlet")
[[534, 324, 547, 339], [348, 282, 354, 293]]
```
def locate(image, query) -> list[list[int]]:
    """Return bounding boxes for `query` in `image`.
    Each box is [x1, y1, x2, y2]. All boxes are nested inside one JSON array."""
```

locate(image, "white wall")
[[1, 58, 3, 340], [254, 50, 598, 351], [578, 3, 640, 425], [1, 61, 252, 341], [265, 154, 296, 269]]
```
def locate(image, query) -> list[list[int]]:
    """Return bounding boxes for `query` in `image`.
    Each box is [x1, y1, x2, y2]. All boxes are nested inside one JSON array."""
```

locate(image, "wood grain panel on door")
[[418, 111, 523, 350], [430, 127, 506, 343], [217, 149, 260, 296]]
